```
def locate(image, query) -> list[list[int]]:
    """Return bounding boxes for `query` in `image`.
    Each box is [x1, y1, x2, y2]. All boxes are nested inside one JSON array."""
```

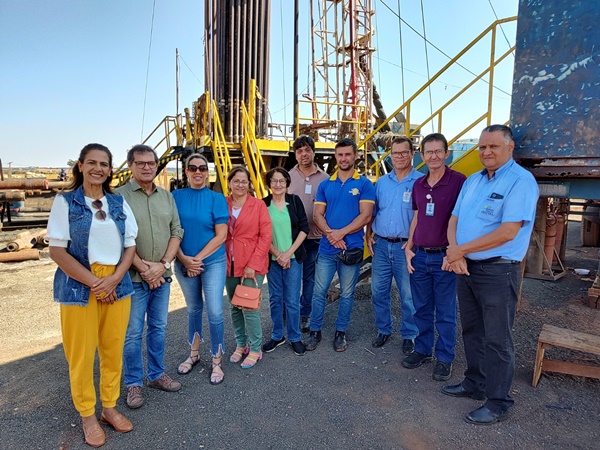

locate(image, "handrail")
[[360, 16, 517, 176], [241, 100, 268, 198], [211, 98, 233, 191]]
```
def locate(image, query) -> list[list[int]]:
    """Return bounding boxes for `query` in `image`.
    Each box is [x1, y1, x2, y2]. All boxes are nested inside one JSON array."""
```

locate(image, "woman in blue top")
[[262, 168, 309, 356], [172, 154, 229, 385]]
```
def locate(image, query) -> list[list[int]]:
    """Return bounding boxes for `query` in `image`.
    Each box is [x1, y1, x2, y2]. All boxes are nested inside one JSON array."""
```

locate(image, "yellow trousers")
[[60, 263, 131, 417]]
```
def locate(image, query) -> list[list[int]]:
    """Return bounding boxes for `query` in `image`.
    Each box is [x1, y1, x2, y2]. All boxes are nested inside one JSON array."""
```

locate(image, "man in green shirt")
[[117, 145, 183, 409]]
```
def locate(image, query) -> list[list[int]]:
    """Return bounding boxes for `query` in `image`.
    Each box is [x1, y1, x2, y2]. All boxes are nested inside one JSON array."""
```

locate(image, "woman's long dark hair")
[[67, 143, 114, 193]]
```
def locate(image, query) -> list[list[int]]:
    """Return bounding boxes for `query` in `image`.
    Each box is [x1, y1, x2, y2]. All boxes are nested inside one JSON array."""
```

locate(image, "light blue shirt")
[[452, 158, 539, 261], [372, 168, 424, 239]]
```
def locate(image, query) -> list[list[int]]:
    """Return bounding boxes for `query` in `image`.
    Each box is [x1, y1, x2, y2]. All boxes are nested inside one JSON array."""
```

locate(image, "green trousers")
[[225, 273, 265, 353]]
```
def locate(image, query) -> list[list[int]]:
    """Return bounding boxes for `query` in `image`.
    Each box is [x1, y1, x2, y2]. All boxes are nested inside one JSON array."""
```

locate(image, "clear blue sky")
[[0, 0, 518, 168]]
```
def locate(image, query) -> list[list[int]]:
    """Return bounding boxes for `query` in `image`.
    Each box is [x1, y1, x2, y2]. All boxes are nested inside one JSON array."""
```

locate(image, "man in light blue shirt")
[[442, 125, 539, 425], [366, 136, 423, 353]]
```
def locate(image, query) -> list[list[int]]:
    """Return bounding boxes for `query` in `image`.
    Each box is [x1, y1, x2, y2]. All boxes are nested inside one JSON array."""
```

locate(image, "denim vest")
[[53, 186, 134, 305]]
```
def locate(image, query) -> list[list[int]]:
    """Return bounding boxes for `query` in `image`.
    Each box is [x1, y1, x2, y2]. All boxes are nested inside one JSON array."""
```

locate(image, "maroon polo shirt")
[[412, 166, 466, 248]]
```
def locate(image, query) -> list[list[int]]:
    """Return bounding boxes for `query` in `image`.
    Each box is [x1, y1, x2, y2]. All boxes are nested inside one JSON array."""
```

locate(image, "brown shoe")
[[147, 373, 181, 392], [100, 410, 133, 433], [126, 386, 144, 409], [82, 419, 106, 447]]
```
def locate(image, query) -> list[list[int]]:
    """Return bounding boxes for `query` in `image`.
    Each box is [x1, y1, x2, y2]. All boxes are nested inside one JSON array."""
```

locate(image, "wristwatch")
[[160, 259, 171, 271]]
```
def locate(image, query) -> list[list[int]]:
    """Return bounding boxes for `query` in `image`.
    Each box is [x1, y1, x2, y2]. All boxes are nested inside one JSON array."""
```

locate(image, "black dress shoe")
[[401, 351, 432, 369], [464, 406, 509, 425], [402, 339, 415, 355], [371, 333, 391, 348], [441, 383, 486, 401]]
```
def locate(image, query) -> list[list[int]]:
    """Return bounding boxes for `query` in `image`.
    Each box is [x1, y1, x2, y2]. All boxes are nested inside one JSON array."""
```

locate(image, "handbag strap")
[[240, 276, 258, 287]]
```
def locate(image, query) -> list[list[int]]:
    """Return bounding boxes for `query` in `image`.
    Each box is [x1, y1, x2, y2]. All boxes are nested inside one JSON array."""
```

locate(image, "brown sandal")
[[178, 349, 200, 375]]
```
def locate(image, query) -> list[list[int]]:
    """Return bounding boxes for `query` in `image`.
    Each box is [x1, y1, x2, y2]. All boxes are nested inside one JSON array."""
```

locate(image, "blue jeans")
[[174, 255, 227, 356], [123, 281, 170, 386], [300, 239, 320, 317], [371, 237, 418, 338], [310, 252, 361, 332], [267, 259, 303, 342], [410, 249, 457, 363], [458, 261, 520, 412]]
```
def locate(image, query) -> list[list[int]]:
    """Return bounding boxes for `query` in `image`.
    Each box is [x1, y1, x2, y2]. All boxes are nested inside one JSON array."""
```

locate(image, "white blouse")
[[47, 194, 138, 266]]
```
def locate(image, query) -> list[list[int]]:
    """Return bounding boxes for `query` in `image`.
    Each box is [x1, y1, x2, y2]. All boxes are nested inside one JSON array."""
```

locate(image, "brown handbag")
[[231, 277, 261, 310]]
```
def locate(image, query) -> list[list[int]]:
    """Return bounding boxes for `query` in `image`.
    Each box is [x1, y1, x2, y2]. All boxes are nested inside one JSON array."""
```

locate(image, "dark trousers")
[[457, 261, 520, 412], [300, 239, 320, 318]]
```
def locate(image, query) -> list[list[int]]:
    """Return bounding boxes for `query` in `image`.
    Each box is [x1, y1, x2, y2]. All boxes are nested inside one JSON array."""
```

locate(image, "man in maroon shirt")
[[402, 133, 466, 381]]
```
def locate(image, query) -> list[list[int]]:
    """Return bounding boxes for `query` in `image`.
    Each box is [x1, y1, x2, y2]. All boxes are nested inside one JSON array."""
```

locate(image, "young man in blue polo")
[[305, 138, 375, 352]]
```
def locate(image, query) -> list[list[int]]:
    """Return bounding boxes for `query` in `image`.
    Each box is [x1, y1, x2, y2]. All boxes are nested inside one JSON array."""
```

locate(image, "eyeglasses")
[[422, 149, 446, 157], [133, 161, 157, 169], [188, 165, 209, 172], [92, 200, 107, 221], [270, 179, 287, 186], [231, 180, 249, 186], [391, 151, 411, 158]]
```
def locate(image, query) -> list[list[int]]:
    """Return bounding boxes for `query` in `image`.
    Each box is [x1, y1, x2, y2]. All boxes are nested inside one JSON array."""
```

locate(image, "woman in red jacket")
[[225, 167, 272, 368]]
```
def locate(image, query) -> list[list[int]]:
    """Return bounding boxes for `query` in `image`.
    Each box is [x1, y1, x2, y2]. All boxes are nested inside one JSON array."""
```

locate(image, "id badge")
[[403, 190, 411, 203], [305, 184, 312, 195], [426, 203, 435, 216]]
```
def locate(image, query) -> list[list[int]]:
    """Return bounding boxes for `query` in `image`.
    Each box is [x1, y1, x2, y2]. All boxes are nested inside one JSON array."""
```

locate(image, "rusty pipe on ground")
[[0, 191, 26, 201], [0, 179, 48, 190]]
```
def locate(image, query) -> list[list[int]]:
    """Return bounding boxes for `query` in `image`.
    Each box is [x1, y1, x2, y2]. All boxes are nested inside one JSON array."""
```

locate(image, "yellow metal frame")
[[211, 98, 233, 192], [113, 115, 184, 185], [241, 100, 268, 198], [363, 17, 517, 178]]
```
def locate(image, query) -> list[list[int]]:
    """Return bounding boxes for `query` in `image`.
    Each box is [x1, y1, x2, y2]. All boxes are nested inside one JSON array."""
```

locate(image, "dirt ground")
[[0, 219, 599, 450]]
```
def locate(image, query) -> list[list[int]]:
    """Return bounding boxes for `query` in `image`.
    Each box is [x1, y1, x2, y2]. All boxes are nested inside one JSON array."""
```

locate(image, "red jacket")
[[226, 194, 272, 276]]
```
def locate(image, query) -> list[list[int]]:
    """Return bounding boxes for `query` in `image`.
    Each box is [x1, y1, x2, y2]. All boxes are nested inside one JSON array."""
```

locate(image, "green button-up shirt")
[[117, 179, 184, 282]]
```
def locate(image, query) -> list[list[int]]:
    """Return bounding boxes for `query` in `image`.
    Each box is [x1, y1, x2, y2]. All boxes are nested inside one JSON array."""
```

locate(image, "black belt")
[[378, 235, 408, 243], [465, 257, 520, 264], [415, 245, 447, 254]]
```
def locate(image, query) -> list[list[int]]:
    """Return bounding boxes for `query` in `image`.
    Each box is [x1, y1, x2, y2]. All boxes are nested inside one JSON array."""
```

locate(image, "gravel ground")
[[0, 220, 599, 450]]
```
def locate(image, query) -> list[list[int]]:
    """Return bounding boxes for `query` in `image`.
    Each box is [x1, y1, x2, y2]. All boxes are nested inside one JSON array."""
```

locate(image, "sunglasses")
[[187, 165, 209, 173], [92, 200, 107, 221]]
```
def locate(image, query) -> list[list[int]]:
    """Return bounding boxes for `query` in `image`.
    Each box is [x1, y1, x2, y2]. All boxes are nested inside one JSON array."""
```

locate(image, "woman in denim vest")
[[48, 143, 138, 448]]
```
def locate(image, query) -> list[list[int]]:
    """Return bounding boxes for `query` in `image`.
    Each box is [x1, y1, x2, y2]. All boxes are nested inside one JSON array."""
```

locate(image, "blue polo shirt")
[[452, 158, 539, 261], [172, 187, 229, 263], [372, 168, 424, 239], [315, 170, 376, 255]]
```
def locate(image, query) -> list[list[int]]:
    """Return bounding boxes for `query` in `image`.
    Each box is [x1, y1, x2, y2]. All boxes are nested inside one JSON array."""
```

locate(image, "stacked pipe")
[[205, 0, 271, 142]]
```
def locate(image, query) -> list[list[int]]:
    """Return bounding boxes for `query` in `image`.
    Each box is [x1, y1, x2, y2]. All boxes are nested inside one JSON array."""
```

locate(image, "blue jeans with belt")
[[457, 260, 520, 413], [371, 237, 418, 338], [410, 249, 457, 363]]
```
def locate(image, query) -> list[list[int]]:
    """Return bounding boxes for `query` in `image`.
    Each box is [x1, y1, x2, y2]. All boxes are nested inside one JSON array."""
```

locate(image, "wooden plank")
[[532, 341, 546, 387], [542, 359, 600, 380], [539, 324, 600, 355]]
